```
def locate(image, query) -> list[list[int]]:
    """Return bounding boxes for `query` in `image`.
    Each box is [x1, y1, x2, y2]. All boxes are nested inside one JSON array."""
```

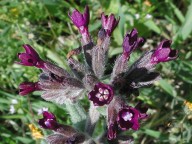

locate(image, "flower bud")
[[17, 44, 45, 68], [150, 40, 178, 64], [68, 6, 90, 44], [101, 13, 120, 36], [19, 82, 41, 96], [122, 28, 144, 59]]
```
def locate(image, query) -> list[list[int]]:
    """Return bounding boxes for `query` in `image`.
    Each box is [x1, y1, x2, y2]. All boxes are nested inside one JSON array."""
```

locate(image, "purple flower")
[[101, 13, 120, 36], [117, 106, 140, 131], [68, 6, 90, 44], [88, 82, 114, 106], [19, 82, 41, 96], [150, 40, 178, 64], [17, 44, 45, 68], [38, 111, 59, 130], [122, 28, 144, 58], [68, 6, 89, 29]]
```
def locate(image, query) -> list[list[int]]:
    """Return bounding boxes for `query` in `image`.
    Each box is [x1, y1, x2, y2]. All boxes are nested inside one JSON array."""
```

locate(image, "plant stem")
[[85, 103, 100, 136]]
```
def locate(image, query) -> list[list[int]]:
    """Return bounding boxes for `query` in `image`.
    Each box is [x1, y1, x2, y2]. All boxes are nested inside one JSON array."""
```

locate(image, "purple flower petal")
[[17, 44, 45, 68], [68, 6, 89, 28], [122, 28, 144, 58], [151, 40, 178, 64], [38, 111, 59, 130], [43, 111, 56, 120], [19, 82, 41, 96], [101, 12, 120, 36], [117, 107, 140, 131]]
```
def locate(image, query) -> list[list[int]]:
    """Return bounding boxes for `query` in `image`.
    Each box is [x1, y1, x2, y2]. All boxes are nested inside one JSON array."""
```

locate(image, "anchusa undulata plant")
[[17, 6, 178, 144]]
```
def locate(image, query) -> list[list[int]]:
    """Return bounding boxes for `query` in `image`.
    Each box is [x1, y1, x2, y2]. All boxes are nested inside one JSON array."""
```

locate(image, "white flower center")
[[96, 88, 109, 101], [122, 112, 133, 121]]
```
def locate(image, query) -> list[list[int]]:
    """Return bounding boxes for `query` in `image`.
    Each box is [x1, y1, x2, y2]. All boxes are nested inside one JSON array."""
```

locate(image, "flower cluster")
[[17, 5, 178, 143]]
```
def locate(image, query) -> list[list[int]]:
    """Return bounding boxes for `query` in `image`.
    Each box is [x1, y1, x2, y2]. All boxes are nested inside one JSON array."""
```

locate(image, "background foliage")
[[0, 0, 192, 143]]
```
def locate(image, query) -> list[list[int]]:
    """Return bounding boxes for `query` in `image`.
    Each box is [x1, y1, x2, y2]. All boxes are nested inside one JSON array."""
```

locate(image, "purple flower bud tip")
[[101, 12, 120, 36], [38, 111, 59, 130], [88, 82, 114, 106], [122, 28, 144, 58], [68, 5, 89, 30], [19, 82, 40, 96], [17, 44, 45, 68], [107, 123, 117, 140], [151, 40, 178, 64], [117, 106, 140, 131]]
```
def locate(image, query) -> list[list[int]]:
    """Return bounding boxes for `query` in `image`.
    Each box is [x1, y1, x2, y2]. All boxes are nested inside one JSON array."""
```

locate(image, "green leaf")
[[15, 137, 33, 143], [96, 106, 107, 116], [179, 1, 192, 40], [0, 114, 24, 119], [158, 79, 177, 97], [169, 1, 185, 23], [144, 20, 161, 34], [143, 129, 161, 138], [65, 102, 86, 130]]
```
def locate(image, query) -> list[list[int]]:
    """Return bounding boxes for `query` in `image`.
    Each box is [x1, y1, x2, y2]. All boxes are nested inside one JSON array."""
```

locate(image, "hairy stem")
[[85, 103, 100, 136]]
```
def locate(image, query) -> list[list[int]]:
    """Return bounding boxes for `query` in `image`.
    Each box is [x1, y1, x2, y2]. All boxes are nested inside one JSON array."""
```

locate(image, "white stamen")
[[99, 88, 104, 94], [103, 95, 108, 100], [96, 93, 101, 98], [104, 89, 109, 95], [122, 112, 133, 121]]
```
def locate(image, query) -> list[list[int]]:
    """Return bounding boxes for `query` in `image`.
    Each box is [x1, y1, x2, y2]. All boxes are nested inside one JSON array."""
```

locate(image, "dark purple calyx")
[[117, 106, 140, 131], [101, 12, 120, 36], [122, 28, 144, 59], [88, 82, 114, 106], [19, 82, 41, 96], [17, 44, 45, 68], [38, 111, 60, 130], [107, 123, 118, 140], [151, 40, 178, 64]]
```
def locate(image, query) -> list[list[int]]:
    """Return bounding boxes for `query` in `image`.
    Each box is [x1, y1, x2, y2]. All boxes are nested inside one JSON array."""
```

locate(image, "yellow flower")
[[184, 101, 192, 111], [144, 0, 152, 7], [10, 8, 19, 16], [28, 124, 43, 139]]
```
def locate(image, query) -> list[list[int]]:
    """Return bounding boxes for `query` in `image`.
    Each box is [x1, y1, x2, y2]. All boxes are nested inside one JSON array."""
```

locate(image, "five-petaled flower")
[[117, 106, 140, 131], [150, 40, 178, 64], [88, 82, 114, 106], [122, 28, 144, 59], [101, 12, 120, 36], [19, 82, 41, 96], [17, 44, 45, 68], [116, 104, 148, 132], [38, 111, 59, 130]]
